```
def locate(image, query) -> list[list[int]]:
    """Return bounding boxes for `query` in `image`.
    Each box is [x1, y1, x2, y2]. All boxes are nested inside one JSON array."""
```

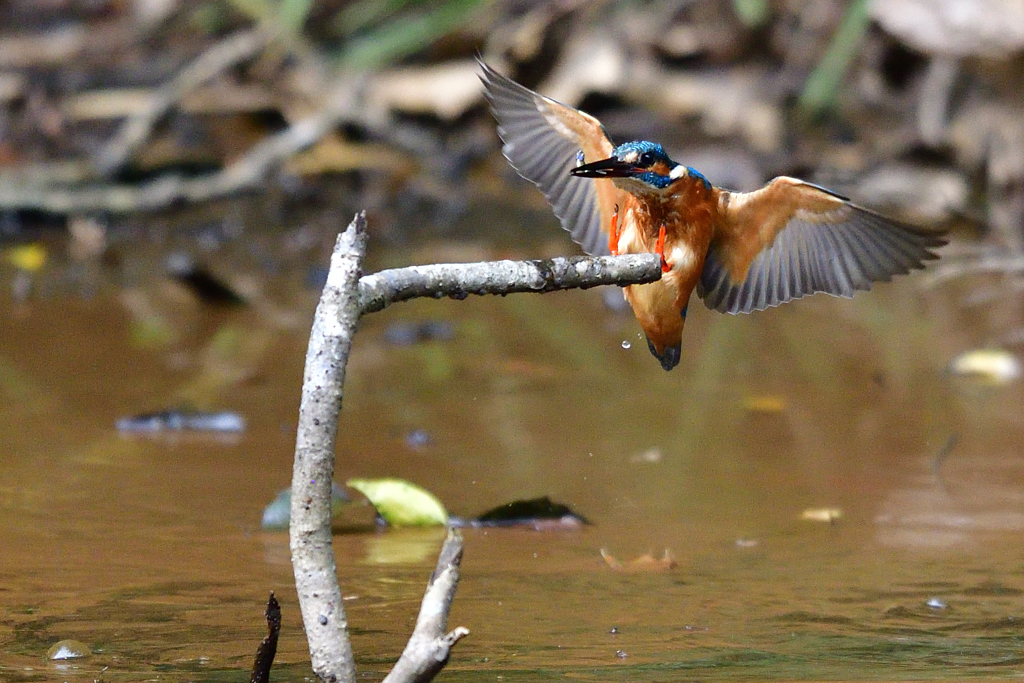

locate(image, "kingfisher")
[[479, 61, 946, 371]]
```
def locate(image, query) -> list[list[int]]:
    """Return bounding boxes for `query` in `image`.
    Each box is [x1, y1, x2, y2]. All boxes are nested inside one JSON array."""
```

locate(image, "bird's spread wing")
[[479, 60, 623, 256], [698, 177, 946, 314]]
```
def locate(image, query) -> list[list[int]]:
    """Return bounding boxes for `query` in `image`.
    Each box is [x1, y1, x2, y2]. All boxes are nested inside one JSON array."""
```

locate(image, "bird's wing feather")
[[480, 60, 623, 256], [698, 177, 946, 314]]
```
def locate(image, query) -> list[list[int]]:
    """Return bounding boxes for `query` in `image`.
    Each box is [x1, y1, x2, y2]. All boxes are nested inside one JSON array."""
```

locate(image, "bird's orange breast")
[[614, 176, 717, 355]]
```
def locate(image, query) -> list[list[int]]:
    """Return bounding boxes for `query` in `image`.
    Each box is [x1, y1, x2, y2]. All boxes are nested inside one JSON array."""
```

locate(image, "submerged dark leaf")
[[462, 496, 590, 530], [260, 483, 350, 530], [165, 252, 246, 306], [116, 410, 245, 433]]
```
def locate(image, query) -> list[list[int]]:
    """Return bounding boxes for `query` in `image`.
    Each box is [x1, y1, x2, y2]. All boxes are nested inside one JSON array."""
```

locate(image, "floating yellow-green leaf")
[[742, 394, 787, 413], [347, 477, 448, 527], [4, 243, 47, 272], [47, 639, 91, 660], [800, 507, 843, 523], [949, 348, 1021, 385]]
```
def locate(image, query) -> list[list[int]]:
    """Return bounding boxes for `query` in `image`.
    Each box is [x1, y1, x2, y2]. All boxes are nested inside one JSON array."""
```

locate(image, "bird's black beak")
[[570, 156, 633, 178]]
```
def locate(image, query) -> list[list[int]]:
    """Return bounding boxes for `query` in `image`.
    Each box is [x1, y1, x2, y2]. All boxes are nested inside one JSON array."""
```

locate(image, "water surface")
[[1, 206, 1023, 682]]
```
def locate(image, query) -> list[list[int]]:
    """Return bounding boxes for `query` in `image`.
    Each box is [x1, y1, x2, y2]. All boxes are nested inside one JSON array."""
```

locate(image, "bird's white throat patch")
[[669, 164, 687, 180]]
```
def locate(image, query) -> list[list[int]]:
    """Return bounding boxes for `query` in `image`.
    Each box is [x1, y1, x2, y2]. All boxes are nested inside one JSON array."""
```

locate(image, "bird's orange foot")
[[656, 225, 671, 273], [608, 204, 620, 256]]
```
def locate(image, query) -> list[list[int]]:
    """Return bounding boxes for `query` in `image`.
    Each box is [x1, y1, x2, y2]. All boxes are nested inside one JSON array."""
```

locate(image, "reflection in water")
[[877, 452, 1024, 548], [362, 528, 449, 565], [2, 225, 1024, 682]]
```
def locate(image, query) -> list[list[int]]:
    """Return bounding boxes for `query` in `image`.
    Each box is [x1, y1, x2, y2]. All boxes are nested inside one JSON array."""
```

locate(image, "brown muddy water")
[[2, 200, 1024, 683]]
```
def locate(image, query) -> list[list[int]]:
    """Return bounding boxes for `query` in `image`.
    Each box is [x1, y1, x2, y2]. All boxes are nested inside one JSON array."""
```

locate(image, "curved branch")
[[359, 253, 662, 314], [291, 213, 367, 683], [291, 212, 662, 683]]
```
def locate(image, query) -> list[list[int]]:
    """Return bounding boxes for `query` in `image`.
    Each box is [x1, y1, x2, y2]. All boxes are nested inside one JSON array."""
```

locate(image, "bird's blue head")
[[571, 141, 675, 189], [570, 140, 710, 192]]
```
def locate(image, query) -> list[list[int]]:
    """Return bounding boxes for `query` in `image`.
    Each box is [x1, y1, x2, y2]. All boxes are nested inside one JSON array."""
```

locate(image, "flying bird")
[[479, 61, 946, 371]]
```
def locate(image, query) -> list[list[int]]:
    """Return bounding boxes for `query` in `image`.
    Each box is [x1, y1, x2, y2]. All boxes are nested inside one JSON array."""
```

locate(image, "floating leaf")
[[4, 243, 46, 272], [949, 348, 1021, 385], [629, 447, 663, 464], [116, 410, 245, 434], [467, 496, 589, 529], [261, 483, 350, 530], [742, 394, 787, 413], [800, 507, 843, 523], [600, 548, 677, 572], [347, 478, 448, 527]]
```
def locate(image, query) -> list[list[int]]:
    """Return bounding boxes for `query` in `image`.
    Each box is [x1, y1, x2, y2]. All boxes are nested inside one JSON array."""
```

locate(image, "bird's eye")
[[638, 151, 654, 166]]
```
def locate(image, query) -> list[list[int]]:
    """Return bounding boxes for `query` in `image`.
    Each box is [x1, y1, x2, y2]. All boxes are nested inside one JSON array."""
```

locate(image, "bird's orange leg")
[[656, 225, 671, 273], [608, 204, 620, 256]]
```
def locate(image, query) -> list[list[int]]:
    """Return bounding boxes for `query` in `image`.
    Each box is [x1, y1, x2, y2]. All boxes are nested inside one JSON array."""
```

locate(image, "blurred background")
[[2, 1, 1024, 682]]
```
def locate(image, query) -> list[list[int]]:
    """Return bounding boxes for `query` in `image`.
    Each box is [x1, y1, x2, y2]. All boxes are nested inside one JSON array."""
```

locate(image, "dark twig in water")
[[382, 530, 469, 683], [291, 212, 662, 683], [932, 433, 960, 477], [250, 592, 282, 683]]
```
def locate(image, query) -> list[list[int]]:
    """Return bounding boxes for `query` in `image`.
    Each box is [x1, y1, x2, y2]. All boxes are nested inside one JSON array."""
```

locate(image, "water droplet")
[[621, 340, 631, 349], [48, 640, 91, 660]]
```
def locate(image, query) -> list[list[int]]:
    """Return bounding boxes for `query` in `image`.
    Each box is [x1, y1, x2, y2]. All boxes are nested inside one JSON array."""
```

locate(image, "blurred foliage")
[[731, 0, 769, 28], [226, 0, 314, 36], [226, 0, 493, 69], [331, 0, 492, 69], [799, 0, 870, 117]]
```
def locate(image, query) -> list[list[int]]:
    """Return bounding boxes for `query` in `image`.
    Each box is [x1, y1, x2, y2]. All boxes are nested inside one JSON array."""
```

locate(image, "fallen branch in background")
[[291, 212, 662, 683], [0, 77, 360, 213], [93, 27, 274, 176]]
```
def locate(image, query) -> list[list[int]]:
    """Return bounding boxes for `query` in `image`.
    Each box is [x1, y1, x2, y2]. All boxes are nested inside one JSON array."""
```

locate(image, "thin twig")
[[291, 213, 662, 683], [93, 27, 274, 175], [382, 530, 469, 683], [250, 592, 282, 683]]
